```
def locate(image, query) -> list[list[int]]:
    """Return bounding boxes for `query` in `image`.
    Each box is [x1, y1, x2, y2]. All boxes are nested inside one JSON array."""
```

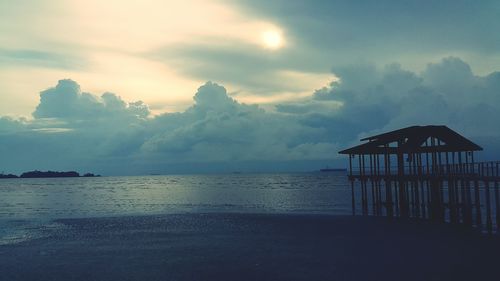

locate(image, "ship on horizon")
[[319, 166, 347, 172]]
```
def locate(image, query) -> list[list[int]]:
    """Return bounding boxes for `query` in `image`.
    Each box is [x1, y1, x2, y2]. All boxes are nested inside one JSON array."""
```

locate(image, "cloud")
[[232, 0, 500, 73], [192, 81, 238, 111], [0, 80, 339, 174], [33, 79, 150, 123], [0, 116, 26, 134], [0, 48, 85, 70], [1, 57, 500, 175], [151, 0, 499, 105], [149, 43, 330, 97], [142, 81, 337, 163], [282, 57, 500, 141]]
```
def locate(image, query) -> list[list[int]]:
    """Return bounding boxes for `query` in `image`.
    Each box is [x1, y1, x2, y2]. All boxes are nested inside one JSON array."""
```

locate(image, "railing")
[[347, 160, 500, 234], [349, 161, 500, 178]]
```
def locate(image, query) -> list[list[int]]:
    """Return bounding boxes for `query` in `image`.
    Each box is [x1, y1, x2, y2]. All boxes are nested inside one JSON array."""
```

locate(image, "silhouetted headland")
[[0, 173, 18, 179], [0, 171, 101, 179]]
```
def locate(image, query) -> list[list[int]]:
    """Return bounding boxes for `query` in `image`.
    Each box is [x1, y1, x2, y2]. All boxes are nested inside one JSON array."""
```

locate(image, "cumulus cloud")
[[33, 79, 150, 122], [0, 80, 339, 174], [281, 57, 500, 142], [142, 81, 337, 163], [1, 57, 499, 175]]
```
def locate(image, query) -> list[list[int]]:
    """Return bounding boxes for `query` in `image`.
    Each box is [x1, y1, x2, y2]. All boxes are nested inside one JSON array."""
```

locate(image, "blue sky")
[[1, 0, 499, 174]]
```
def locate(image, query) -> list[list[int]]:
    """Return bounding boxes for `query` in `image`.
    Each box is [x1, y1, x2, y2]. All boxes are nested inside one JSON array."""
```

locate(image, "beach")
[[2, 0, 499, 279], [1, 213, 499, 281]]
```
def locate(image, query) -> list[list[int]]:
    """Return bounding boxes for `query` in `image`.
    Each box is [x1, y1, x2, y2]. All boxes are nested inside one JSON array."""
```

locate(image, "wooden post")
[[495, 162, 500, 232], [361, 155, 368, 215], [428, 138, 441, 221], [351, 180, 356, 216], [418, 153, 426, 219], [414, 153, 420, 218], [462, 152, 468, 224], [395, 179, 400, 217], [349, 155, 355, 215], [375, 154, 382, 215], [384, 148, 394, 218], [358, 154, 363, 215], [485, 177, 493, 234], [359, 155, 364, 215], [474, 178, 482, 228], [495, 179, 499, 232], [459, 152, 465, 224], [397, 148, 407, 217], [370, 154, 375, 215], [437, 146, 444, 222], [465, 152, 474, 225], [446, 152, 456, 223]]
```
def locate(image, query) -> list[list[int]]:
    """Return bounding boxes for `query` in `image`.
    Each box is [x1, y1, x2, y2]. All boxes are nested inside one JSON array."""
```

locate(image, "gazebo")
[[339, 125, 499, 233]]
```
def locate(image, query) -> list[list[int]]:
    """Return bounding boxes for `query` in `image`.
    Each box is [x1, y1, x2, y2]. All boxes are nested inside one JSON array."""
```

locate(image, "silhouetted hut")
[[339, 125, 500, 233]]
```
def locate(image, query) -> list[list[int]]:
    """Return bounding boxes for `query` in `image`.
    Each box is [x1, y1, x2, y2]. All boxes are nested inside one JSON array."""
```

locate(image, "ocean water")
[[0, 172, 351, 244]]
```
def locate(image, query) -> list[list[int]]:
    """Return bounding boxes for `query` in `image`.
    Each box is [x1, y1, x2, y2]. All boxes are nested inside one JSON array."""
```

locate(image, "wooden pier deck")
[[339, 125, 500, 233], [348, 161, 500, 234]]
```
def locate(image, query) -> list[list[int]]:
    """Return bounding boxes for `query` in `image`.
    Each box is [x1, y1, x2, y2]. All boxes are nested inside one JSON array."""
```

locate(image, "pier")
[[339, 125, 500, 233]]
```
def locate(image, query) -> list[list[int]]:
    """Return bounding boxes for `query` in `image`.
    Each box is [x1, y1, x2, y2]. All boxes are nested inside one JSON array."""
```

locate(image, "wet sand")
[[0, 213, 499, 281]]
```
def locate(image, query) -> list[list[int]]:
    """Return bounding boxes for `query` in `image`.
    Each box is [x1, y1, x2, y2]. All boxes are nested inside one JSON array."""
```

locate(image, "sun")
[[261, 30, 284, 50]]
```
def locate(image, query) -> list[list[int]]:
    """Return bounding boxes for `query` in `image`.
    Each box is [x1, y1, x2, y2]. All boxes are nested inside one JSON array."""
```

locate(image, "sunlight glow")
[[261, 30, 284, 50], [0, 0, 310, 117]]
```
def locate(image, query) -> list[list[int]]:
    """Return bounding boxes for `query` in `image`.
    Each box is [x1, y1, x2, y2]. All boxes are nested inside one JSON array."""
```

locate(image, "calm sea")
[[0, 172, 351, 244]]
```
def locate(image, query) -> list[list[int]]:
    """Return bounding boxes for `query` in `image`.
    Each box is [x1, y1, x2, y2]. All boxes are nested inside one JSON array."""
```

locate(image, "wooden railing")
[[349, 161, 500, 179], [347, 161, 500, 234]]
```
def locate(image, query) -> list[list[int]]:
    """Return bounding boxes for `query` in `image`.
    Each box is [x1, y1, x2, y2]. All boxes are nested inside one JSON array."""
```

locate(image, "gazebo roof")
[[338, 125, 482, 155]]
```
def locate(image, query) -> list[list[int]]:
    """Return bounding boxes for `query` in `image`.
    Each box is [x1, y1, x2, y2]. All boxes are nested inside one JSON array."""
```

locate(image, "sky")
[[1, 0, 500, 175]]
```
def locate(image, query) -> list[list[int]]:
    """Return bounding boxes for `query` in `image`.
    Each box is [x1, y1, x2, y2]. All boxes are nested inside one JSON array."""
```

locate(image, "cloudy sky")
[[1, 0, 499, 175]]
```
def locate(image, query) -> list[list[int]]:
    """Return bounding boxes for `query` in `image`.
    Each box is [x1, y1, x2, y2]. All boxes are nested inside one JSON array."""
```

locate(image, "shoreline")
[[1, 213, 499, 281]]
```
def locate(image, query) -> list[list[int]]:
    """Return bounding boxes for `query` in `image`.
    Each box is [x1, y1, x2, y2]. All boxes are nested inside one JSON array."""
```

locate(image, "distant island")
[[0, 173, 18, 179], [0, 171, 101, 179]]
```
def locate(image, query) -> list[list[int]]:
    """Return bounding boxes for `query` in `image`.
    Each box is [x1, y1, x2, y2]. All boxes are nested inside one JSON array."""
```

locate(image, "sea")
[[0, 172, 351, 244]]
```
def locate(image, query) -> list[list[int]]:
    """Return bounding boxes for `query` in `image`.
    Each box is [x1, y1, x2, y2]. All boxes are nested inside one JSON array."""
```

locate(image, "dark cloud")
[[233, 0, 500, 54], [149, 44, 323, 95], [0, 48, 85, 70], [280, 57, 500, 141], [1, 57, 499, 174], [149, 0, 500, 101], [230, 0, 500, 72]]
